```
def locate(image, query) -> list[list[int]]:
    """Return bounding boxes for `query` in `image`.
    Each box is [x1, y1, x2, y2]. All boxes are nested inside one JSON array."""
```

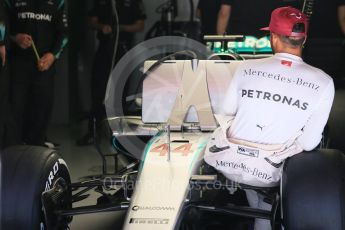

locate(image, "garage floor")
[[50, 87, 345, 230]]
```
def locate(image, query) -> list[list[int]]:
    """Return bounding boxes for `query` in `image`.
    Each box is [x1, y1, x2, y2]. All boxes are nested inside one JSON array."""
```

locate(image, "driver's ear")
[[270, 32, 277, 44]]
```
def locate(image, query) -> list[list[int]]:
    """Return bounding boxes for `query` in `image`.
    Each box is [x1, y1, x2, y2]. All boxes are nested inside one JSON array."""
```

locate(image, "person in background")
[[0, 1, 7, 148], [216, 0, 232, 35], [4, 0, 68, 148], [76, 0, 146, 146], [217, 0, 280, 37], [0, 5, 5, 67], [197, 0, 231, 38]]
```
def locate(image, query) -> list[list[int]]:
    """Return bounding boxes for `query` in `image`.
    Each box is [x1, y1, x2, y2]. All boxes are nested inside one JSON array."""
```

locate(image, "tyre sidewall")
[[1, 146, 71, 230]]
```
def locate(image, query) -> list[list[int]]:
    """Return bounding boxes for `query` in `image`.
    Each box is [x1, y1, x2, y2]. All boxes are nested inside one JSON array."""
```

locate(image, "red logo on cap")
[[281, 60, 292, 67], [289, 13, 302, 19]]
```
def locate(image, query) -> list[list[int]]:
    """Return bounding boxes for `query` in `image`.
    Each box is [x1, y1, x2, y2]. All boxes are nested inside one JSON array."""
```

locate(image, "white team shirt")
[[221, 53, 335, 151]]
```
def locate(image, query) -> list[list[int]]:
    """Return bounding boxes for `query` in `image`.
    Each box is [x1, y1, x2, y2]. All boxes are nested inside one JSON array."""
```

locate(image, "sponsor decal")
[[241, 89, 309, 111], [256, 124, 265, 131], [15, 1, 27, 7], [18, 12, 52, 22], [215, 160, 273, 181], [129, 218, 169, 225], [281, 60, 292, 67], [45, 161, 59, 191], [243, 68, 320, 92], [132, 205, 175, 211], [237, 146, 259, 158], [226, 36, 272, 53]]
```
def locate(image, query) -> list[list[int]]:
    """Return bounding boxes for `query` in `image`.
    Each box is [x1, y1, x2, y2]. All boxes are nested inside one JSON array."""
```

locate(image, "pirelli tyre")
[[282, 149, 345, 230], [1, 145, 72, 230]]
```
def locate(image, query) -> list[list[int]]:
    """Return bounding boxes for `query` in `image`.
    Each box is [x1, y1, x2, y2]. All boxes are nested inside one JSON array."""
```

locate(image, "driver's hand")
[[14, 33, 32, 49], [38, 52, 55, 71]]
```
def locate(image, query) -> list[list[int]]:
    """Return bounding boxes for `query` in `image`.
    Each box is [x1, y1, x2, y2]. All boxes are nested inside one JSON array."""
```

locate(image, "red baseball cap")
[[261, 6, 308, 37]]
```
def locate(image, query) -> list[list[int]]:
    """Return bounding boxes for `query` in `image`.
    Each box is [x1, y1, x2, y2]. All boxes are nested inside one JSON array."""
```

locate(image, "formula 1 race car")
[[1, 36, 345, 230]]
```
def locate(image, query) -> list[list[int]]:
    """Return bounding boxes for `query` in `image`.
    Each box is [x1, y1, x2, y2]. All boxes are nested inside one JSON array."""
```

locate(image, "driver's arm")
[[338, 5, 345, 35], [217, 3, 232, 35], [297, 81, 335, 151], [196, 0, 202, 18]]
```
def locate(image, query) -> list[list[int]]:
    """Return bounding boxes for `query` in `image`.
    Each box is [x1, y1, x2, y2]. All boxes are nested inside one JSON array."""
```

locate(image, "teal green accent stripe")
[[58, 0, 64, 10], [0, 24, 5, 41], [140, 131, 163, 170], [189, 138, 209, 173], [54, 38, 68, 59]]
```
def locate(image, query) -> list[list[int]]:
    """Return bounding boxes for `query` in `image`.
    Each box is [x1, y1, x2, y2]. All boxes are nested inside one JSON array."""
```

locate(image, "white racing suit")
[[204, 115, 303, 230], [204, 115, 303, 187]]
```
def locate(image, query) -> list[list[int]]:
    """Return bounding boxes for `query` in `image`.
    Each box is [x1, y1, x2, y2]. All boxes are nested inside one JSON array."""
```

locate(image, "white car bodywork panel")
[[142, 60, 240, 123]]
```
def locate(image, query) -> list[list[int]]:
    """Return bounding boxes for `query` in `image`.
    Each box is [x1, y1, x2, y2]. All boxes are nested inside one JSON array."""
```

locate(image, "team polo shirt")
[[221, 53, 335, 150], [4, 0, 68, 58]]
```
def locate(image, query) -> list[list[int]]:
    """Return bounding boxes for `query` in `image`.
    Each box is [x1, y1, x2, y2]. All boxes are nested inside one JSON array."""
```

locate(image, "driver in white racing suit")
[[204, 6, 335, 230]]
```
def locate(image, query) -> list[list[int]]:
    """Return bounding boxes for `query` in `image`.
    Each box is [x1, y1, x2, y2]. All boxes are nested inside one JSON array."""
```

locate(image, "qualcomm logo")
[[18, 12, 52, 22]]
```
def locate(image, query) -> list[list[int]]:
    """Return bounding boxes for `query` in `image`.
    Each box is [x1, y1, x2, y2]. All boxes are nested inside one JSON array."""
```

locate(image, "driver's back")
[[222, 52, 334, 150]]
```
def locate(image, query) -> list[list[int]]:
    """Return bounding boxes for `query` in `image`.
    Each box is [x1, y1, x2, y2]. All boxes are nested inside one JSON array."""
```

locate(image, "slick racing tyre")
[[282, 149, 345, 230], [1, 145, 72, 230]]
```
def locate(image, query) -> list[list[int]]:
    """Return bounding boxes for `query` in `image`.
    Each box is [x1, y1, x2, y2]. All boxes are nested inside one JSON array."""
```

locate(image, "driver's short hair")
[[278, 23, 305, 48]]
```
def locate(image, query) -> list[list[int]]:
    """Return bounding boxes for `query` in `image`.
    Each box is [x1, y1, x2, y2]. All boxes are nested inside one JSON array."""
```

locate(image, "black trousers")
[[9, 54, 55, 145], [0, 63, 19, 149], [0, 62, 7, 148], [88, 40, 128, 134]]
